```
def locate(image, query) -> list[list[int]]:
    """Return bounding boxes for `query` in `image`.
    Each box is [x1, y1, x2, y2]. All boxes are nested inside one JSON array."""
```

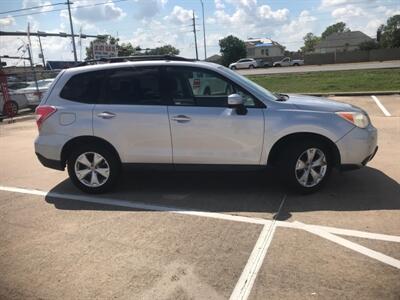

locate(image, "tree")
[[85, 35, 137, 60], [219, 35, 247, 66], [301, 32, 321, 53], [378, 15, 400, 48], [321, 22, 350, 39], [358, 40, 380, 51], [145, 44, 180, 55]]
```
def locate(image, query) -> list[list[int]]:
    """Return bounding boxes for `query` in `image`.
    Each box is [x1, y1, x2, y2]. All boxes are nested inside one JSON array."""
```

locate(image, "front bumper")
[[336, 124, 378, 167]]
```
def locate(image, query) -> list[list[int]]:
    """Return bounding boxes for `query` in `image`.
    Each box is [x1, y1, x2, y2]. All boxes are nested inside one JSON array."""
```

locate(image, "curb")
[[0, 113, 35, 123], [302, 91, 400, 97]]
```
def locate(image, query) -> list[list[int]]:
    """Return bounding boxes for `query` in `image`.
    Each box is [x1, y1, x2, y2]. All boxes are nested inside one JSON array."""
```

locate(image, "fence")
[[305, 48, 400, 65]]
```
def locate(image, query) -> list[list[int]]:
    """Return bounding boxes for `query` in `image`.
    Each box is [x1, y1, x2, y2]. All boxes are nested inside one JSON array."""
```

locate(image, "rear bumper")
[[36, 153, 65, 171]]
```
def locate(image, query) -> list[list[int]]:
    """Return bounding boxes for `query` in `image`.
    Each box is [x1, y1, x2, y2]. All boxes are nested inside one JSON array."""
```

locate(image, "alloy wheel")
[[74, 152, 110, 187], [295, 148, 327, 188]]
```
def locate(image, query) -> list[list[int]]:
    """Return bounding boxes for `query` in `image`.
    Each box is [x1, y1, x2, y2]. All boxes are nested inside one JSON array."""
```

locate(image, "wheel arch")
[[267, 132, 341, 167], [61, 136, 121, 166]]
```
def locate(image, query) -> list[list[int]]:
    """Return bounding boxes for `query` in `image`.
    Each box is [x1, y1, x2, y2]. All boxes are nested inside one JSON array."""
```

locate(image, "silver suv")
[[35, 56, 378, 194]]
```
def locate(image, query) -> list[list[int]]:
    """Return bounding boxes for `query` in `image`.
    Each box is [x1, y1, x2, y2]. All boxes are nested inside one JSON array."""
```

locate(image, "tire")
[[3, 101, 18, 117], [67, 145, 121, 194], [293, 63, 299, 66], [230, 66, 236, 70], [278, 140, 332, 193], [249, 64, 255, 69], [274, 64, 281, 67]]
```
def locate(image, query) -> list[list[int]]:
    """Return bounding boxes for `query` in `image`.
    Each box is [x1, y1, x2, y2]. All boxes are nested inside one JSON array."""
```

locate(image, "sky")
[[0, 0, 399, 66]]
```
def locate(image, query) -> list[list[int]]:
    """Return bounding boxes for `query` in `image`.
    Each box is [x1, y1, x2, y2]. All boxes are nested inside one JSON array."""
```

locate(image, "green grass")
[[247, 68, 400, 93]]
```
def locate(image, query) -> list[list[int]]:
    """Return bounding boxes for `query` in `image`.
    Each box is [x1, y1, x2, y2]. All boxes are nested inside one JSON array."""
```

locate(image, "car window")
[[60, 70, 105, 103], [165, 67, 257, 107], [100, 67, 162, 105]]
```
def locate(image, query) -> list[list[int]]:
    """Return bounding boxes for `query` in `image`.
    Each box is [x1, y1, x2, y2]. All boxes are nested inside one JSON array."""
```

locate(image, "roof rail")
[[75, 55, 196, 67]]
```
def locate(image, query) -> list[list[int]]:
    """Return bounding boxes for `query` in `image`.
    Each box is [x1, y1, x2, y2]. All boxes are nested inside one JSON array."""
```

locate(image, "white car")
[[14, 79, 54, 108], [273, 57, 304, 67], [229, 58, 257, 70]]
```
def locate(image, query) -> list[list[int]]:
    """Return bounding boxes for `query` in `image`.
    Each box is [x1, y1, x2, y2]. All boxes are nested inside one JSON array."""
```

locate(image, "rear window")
[[60, 71, 105, 103]]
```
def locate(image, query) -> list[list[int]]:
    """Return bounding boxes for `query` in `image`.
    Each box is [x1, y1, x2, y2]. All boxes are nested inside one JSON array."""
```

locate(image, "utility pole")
[[26, 43, 39, 92], [26, 23, 39, 92], [37, 32, 46, 67], [67, 0, 78, 62], [192, 11, 199, 60], [200, 0, 207, 60]]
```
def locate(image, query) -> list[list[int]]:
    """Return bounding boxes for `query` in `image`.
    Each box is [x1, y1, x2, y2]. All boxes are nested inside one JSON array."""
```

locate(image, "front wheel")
[[67, 146, 120, 194], [279, 141, 332, 193], [230, 66, 236, 70], [249, 64, 255, 69]]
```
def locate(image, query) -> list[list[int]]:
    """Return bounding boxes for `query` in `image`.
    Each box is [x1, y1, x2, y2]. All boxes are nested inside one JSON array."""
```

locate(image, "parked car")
[[34, 56, 377, 194], [14, 79, 54, 109], [0, 92, 29, 117], [273, 57, 304, 67], [229, 58, 257, 70]]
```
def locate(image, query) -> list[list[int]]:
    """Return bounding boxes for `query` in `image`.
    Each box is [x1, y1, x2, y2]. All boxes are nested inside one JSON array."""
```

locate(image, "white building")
[[245, 38, 285, 58]]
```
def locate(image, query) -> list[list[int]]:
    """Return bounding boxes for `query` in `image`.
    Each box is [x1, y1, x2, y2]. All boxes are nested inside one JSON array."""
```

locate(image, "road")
[[238, 60, 400, 76], [0, 95, 399, 299]]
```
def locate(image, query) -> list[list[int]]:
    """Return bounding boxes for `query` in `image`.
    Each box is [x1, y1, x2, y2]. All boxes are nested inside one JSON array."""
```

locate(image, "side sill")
[[122, 163, 267, 172]]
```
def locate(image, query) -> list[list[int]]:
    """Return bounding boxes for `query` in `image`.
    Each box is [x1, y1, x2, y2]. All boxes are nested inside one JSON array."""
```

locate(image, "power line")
[[1, 0, 129, 19], [0, 2, 65, 15]]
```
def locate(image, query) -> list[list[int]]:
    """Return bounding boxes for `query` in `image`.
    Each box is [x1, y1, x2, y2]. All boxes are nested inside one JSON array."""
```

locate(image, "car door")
[[237, 59, 247, 69], [282, 58, 290, 67], [93, 66, 172, 164], [164, 66, 265, 165]]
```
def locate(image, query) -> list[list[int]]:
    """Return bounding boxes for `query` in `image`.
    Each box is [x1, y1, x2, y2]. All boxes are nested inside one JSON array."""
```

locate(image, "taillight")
[[35, 105, 57, 129]]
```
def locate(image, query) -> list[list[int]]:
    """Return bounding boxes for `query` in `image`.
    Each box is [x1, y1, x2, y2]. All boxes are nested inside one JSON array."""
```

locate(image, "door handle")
[[171, 115, 191, 123], [97, 112, 116, 119]]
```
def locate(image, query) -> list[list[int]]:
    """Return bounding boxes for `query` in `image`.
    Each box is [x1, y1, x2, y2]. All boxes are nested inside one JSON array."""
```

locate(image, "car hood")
[[285, 94, 361, 113]]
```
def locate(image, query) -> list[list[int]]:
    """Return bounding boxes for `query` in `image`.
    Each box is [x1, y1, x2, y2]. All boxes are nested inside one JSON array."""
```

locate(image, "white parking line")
[[2, 185, 400, 296], [229, 196, 286, 300], [296, 221, 400, 270], [371, 95, 391, 117], [1, 185, 399, 243]]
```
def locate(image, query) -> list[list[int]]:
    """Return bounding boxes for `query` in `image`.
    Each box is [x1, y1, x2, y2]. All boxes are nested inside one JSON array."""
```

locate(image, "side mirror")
[[228, 93, 247, 115]]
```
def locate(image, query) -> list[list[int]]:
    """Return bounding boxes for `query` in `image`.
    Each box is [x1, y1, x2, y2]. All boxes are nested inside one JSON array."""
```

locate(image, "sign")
[[92, 42, 118, 60]]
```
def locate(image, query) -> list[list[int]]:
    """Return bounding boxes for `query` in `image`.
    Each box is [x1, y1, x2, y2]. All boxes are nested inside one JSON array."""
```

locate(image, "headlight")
[[336, 111, 369, 128]]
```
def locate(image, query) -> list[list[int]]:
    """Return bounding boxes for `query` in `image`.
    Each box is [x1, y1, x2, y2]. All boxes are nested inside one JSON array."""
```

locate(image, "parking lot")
[[0, 95, 399, 299]]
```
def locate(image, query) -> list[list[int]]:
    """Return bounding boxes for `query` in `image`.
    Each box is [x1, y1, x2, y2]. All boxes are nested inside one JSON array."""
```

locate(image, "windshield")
[[219, 66, 278, 101]]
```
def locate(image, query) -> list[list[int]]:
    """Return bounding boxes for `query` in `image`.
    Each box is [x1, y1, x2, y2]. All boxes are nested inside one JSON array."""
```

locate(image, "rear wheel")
[[67, 145, 120, 194], [278, 141, 332, 193], [275, 64, 281, 67]]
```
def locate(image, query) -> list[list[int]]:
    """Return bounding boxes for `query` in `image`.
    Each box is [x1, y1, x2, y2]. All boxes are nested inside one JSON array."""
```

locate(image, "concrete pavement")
[[0, 95, 399, 299]]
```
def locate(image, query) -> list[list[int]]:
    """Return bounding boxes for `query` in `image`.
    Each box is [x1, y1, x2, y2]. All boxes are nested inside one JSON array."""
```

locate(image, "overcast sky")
[[0, 0, 399, 65]]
